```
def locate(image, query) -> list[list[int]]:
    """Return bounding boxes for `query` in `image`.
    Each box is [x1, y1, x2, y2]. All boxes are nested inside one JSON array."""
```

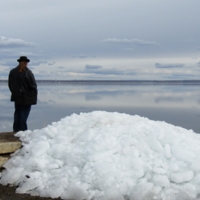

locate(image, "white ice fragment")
[[133, 149, 140, 157], [130, 183, 154, 200], [45, 186, 64, 199], [47, 144, 67, 159], [104, 188, 124, 200], [190, 159, 200, 171], [153, 167, 167, 174], [61, 184, 88, 200], [170, 170, 194, 183], [161, 188, 193, 200], [152, 174, 170, 187], [193, 174, 200, 194], [135, 169, 145, 178], [87, 148, 119, 162], [171, 146, 195, 162], [152, 185, 162, 194], [24, 157, 47, 171], [94, 161, 117, 177], [16, 178, 43, 194], [165, 144, 172, 158], [133, 157, 144, 169], [0, 167, 24, 185], [148, 139, 164, 153], [145, 172, 152, 181], [194, 174, 200, 185], [31, 141, 50, 157], [169, 163, 179, 172], [182, 183, 197, 198], [138, 177, 147, 184]]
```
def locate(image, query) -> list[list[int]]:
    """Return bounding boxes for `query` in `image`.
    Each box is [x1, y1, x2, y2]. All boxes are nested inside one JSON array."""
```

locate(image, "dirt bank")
[[0, 184, 62, 200]]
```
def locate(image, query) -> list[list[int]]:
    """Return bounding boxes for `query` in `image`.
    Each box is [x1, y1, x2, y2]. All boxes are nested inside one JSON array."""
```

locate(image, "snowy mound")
[[1, 111, 200, 200]]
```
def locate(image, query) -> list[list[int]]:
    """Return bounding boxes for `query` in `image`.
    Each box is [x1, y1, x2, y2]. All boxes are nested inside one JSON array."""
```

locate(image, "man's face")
[[19, 61, 28, 68]]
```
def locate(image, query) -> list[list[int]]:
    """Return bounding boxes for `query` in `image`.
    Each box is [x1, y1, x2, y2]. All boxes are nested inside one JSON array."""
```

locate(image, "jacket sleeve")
[[27, 70, 37, 93], [8, 71, 13, 92]]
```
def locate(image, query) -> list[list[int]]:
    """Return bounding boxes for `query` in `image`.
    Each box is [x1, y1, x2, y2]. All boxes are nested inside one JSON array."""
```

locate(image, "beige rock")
[[0, 141, 21, 154], [0, 132, 21, 154]]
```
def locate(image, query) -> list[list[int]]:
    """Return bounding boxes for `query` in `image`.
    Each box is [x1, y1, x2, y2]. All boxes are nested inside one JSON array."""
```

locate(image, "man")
[[8, 56, 37, 132]]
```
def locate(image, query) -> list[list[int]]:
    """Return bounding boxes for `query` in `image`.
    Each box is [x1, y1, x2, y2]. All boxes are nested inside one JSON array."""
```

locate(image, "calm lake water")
[[1, 82, 200, 133]]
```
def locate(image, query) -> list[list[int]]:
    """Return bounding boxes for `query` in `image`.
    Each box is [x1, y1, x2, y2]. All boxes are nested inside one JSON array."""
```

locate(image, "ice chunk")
[[170, 171, 194, 183], [0, 167, 24, 185], [129, 183, 154, 200], [182, 183, 197, 198], [31, 141, 50, 157], [145, 172, 152, 181], [152, 185, 162, 194], [165, 144, 172, 159], [190, 159, 200, 171], [16, 177, 43, 194], [61, 184, 88, 200], [152, 174, 170, 187], [148, 138, 164, 153], [194, 174, 200, 185], [104, 188, 124, 200], [153, 167, 167, 174], [171, 146, 195, 162], [45, 186, 64, 199], [169, 163, 179, 172], [161, 188, 194, 200]]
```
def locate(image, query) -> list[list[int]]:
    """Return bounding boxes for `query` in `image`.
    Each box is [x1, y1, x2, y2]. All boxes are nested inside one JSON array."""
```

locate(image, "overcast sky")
[[0, 0, 200, 80]]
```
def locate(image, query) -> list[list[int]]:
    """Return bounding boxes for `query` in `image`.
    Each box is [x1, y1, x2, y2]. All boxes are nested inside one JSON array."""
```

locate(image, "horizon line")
[[1, 79, 200, 82], [1, 79, 200, 85]]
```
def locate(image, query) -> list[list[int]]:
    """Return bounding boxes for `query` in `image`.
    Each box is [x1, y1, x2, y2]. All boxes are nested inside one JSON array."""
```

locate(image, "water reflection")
[[1, 83, 200, 133]]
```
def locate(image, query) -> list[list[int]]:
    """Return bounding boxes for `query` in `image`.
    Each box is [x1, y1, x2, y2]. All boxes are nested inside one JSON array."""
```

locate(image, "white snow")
[[1, 111, 200, 200]]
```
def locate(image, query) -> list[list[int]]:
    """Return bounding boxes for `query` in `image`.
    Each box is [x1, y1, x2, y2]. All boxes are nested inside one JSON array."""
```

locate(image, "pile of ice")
[[1, 111, 200, 200]]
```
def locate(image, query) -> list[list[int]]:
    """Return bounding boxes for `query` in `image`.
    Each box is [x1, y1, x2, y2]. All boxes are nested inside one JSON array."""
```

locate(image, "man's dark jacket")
[[8, 66, 37, 105]]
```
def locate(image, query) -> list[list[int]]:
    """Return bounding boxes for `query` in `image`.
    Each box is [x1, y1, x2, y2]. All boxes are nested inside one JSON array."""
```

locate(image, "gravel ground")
[[0, 185, 62, 200]]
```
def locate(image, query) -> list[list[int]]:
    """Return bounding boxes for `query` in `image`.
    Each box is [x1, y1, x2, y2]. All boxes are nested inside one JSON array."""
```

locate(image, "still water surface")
[[1, 82, 200, 133]]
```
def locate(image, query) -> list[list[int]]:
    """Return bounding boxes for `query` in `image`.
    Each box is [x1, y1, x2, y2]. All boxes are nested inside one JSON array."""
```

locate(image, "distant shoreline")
[[1, 80, 200, 85], [0, 80, 200, 85]]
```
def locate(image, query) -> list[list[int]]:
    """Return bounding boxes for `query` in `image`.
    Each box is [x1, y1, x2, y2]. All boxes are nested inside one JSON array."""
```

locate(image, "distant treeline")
[[1, 80, 200, 85]]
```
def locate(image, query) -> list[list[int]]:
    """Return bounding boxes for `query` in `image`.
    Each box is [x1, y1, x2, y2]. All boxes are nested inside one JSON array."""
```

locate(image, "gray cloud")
[[48, 62, 56, 66], [29, 61, 48, 66], [85, 65, 103, 70], [36, 65, 136, 78], [155, 63, 185, 69], [0, 36, 37, 48], [84, 66, 136, 76], [70, 54, 96, 59], [160, 73, 196, 80], [102, 38, 158, 46], [89, 70, 122, 75], [84, 65, 123, 75], [0, 60, 18, 67], [0, 50, 42, 61], [0, 60, 49, 68]]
